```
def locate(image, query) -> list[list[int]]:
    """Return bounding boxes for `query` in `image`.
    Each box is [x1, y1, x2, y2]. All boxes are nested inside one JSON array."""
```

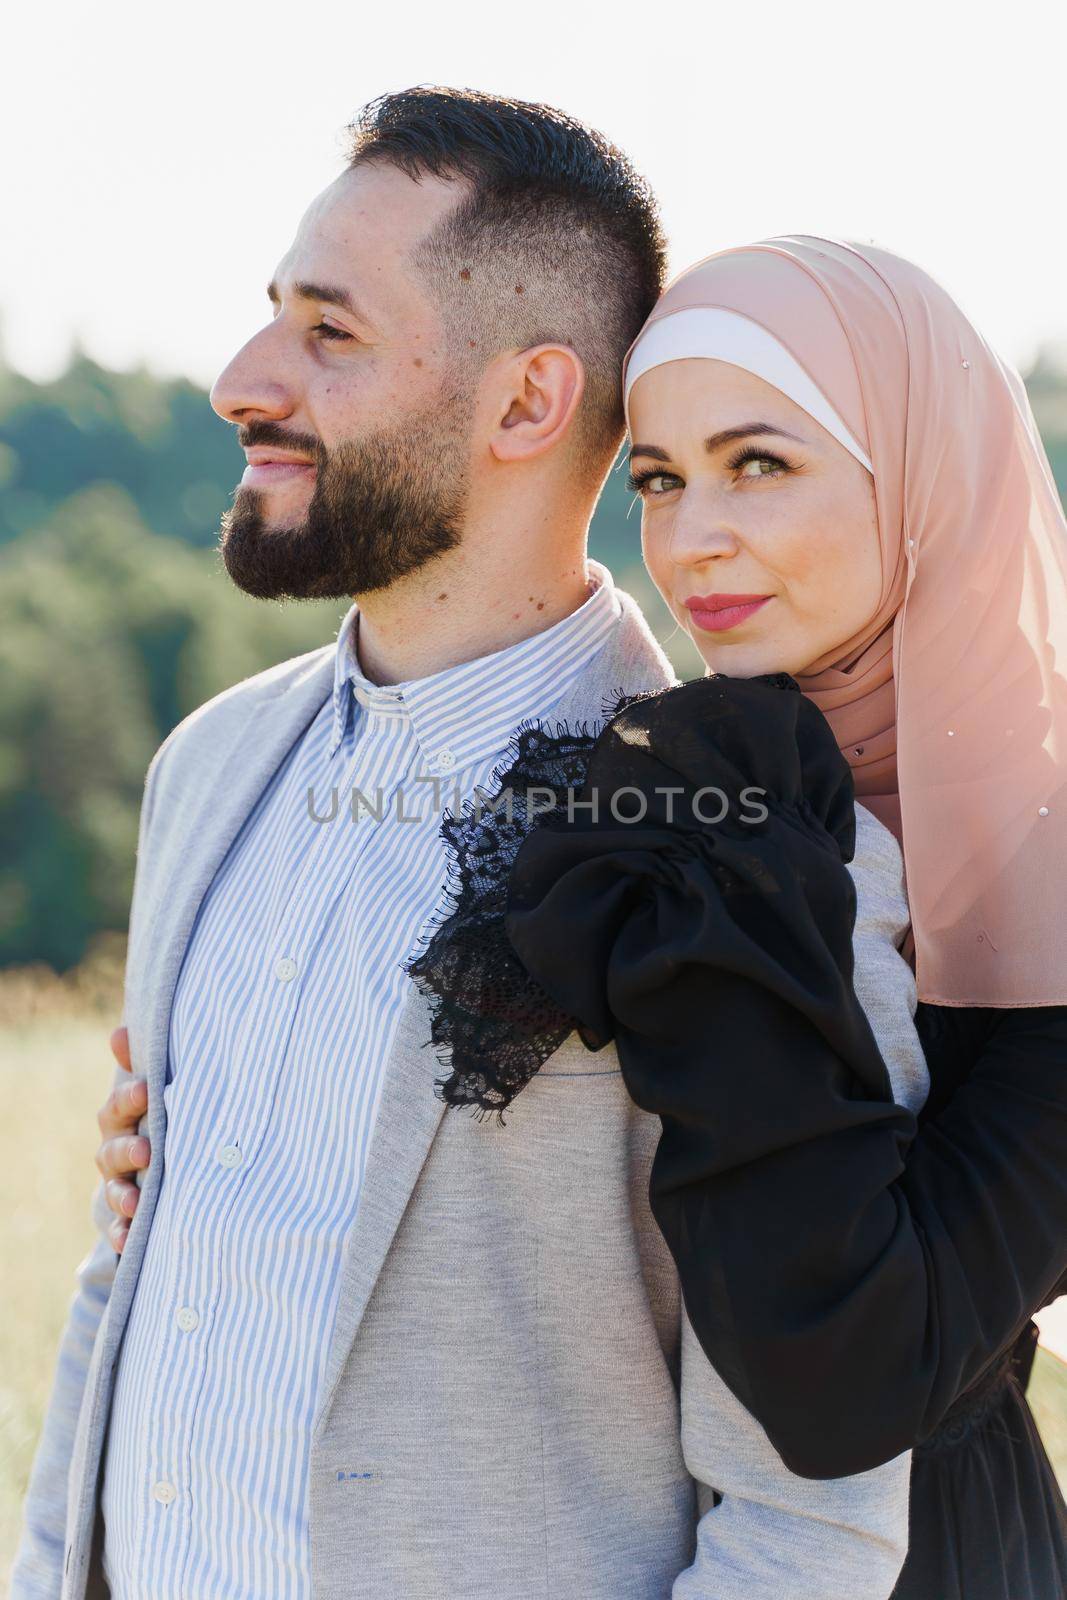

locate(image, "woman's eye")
[[726, 447, 793, 480], [312, 323, 352, 342], [626, 471, 683, 497]]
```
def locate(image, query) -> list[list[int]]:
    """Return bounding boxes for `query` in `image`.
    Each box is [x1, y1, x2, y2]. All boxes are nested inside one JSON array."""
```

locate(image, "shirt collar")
[[329, 557, 622, 768]]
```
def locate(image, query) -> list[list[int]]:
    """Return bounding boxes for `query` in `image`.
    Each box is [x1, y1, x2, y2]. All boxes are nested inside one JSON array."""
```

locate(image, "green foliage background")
[[2, 343, 1066, 969]]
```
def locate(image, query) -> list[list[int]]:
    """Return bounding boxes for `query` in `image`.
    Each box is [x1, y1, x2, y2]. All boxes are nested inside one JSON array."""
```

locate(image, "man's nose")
[[209, 328, 295, 425]]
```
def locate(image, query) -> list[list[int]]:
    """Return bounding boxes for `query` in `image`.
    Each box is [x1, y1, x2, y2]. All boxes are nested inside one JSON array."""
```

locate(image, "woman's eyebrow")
[[704, 422, 806, 452], [629, 422, 808, 465]]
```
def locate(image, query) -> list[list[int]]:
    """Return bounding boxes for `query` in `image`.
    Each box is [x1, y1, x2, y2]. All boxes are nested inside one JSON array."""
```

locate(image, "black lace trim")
[[402, 687, 662, 1122]]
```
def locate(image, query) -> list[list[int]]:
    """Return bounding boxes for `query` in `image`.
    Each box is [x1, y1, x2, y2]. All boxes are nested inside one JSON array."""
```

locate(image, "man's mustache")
[[236, 420, 322, 459]]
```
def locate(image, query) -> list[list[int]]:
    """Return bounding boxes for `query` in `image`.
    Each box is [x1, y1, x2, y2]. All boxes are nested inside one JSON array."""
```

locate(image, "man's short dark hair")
[[344, 86, 666, 473]]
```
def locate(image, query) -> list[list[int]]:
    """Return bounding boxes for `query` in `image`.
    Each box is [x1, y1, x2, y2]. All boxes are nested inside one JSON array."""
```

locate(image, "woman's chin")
[[694, 644, 795, 680]]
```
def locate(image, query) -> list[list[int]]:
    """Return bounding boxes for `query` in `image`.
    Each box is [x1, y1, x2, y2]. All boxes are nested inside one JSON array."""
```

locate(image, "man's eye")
[[312, 323, 352, 342]]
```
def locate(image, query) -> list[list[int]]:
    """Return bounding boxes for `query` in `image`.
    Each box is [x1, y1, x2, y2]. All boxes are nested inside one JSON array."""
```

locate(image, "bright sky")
[[4, 0, 1065, 389]]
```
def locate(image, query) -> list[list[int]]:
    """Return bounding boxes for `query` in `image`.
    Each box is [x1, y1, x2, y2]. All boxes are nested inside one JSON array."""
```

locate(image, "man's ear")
[[488, 344, 586, 464]]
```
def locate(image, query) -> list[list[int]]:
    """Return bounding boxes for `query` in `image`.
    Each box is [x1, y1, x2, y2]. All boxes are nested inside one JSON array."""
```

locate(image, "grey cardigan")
[[11, 585, 923, 1600]]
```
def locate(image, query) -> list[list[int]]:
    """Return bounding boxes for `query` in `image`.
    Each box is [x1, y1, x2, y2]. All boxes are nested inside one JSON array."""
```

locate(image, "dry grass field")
[[1, 948, 1064, 1595]]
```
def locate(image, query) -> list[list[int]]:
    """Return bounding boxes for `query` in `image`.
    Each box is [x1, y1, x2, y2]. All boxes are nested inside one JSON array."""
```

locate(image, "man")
[[11, 88, 917, 1599]]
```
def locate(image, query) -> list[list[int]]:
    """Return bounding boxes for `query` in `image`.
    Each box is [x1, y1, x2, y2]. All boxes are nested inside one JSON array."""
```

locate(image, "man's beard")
[[219, 389, 471, 601]]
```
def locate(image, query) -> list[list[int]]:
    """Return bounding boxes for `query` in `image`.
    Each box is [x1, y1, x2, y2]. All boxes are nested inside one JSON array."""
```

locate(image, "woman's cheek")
[[640, 512, 673, 599], [768, 515, 839, 592]]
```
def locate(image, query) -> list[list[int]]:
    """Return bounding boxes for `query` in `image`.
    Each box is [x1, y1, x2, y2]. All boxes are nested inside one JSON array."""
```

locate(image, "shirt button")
[[274, 956, 297, 981], [434, 749, 457, 771], [218, 1144, 242, 1169], [152, 1480, 178, 1505], [176, 1306, 199, 1332]]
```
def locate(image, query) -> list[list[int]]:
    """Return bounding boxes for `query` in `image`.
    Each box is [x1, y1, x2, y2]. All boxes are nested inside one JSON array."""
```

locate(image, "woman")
[[422, 238, 1067, 1598]]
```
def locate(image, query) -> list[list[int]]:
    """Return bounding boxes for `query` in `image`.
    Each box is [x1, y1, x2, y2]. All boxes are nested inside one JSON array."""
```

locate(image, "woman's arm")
[[504, 675, 1067, 1478], [652, 1001, 1067, 1479]]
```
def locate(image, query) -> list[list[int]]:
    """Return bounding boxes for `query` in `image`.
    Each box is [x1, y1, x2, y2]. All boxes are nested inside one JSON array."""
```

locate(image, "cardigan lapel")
[[312, 591, 677, 1436], [113, 652, 338, 1318]]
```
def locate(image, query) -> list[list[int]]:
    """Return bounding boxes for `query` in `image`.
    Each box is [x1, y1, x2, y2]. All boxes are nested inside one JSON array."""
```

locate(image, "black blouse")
[[491, 674, 1067, 1479]]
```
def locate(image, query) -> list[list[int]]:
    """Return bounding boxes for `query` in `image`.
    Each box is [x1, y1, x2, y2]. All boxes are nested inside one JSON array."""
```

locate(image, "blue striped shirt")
[[100, 560, 623, 1599]]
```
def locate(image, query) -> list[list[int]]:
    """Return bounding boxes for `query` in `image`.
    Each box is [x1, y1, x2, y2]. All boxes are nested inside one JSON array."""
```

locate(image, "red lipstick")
[[682, 593, 773, 633]]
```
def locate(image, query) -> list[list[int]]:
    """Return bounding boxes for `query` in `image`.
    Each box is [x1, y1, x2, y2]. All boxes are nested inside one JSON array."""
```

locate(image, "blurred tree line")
[[2, 339, 1066, 969]]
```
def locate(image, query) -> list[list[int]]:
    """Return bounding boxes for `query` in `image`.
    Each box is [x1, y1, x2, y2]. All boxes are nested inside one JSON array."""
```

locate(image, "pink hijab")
[[623, 237, 1067, 1006]]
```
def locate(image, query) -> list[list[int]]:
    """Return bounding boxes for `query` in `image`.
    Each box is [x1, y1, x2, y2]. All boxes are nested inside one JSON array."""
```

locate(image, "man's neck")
[[352, 529, 596, 686]]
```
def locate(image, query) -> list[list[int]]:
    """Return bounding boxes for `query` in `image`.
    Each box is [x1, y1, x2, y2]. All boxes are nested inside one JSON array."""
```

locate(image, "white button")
[[435, 749, 457, 771], [274, 956, 297, 981], [176, 1306, 199, 1332], [218, 1144, 242, 1169], [152, 1480, 178, 1505]]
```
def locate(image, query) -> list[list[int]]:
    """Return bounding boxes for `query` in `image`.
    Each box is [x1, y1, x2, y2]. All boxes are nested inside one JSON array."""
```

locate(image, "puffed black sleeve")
[[503, 674, 1067, 1478]]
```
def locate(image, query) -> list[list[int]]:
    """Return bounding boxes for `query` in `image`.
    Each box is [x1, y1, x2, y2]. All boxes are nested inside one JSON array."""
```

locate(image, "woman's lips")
[[682, 594, 773, 633], [241, 461, 316, 486]]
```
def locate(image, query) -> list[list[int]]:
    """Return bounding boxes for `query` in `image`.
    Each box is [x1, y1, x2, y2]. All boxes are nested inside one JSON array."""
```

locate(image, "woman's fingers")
[[97, 1023, 150, 1250], [110, 1024, 132, 1073], [106, 1175, 141, 1218], [96, 1131, 150, 1180], [97, 1071, 148, 1137], [108, 1215, 131, 1253]]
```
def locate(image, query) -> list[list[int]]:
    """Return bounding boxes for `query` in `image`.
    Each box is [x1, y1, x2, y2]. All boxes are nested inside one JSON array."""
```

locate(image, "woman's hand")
[[95, 1024, 150, 1253]]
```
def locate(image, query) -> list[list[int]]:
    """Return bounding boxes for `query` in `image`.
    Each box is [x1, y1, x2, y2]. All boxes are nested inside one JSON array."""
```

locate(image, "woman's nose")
[[667, 501, 742, 569]]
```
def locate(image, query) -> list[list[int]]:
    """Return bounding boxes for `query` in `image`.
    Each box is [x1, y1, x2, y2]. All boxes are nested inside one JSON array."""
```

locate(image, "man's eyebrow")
[[628, 422, 806, 463], [266, 278, 368, 320]]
